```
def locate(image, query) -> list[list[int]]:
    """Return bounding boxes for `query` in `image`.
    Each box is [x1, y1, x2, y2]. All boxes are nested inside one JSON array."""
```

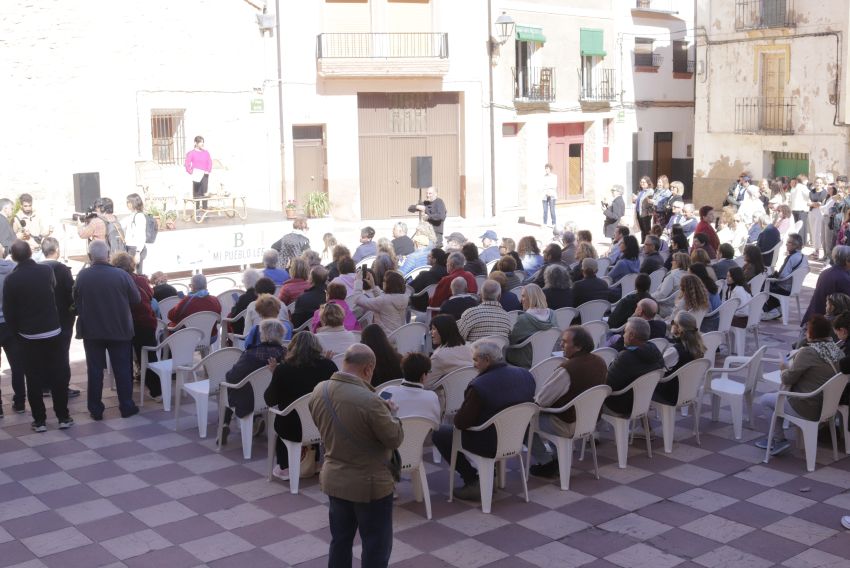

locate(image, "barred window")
[[151, 110, 185, 165]]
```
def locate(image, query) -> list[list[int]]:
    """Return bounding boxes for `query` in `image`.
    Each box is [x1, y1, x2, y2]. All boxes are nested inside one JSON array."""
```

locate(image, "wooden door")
[[761, 53, 785, 131], [293, 138, 324, 208], [568, 143, 583, 199], [548, 123, 585, 201], [653, 132, 672, 182]]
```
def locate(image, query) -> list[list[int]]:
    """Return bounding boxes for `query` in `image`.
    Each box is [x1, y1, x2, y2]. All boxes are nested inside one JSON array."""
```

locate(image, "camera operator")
[[0, 199, 18, 257], [76, 198, 120, 249]]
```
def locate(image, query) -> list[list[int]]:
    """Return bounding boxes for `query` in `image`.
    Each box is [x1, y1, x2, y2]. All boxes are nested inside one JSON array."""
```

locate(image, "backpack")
[[830, 198, 850, 231], [144, 213, 158, 244], [98, 215, 127, 255]]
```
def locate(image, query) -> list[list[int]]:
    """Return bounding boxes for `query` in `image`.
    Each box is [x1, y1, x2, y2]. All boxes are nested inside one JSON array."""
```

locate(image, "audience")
[[380, 353, 441, 424], [507, 284, 557, 368], [353, 269, 409, 333], [359, 324, 403, 386], [278, 257, 311, 305], [542, 264, 573, 309], [439, 276, 481, 320], [604, 318, 665, 416], [315, 303, 357, 356], [457, 280, 512, 343], [426, 315, 473, 387]]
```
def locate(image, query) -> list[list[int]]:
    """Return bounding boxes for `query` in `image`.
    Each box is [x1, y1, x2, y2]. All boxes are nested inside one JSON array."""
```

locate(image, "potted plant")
[[305, 191, 330, 218], [285, 199, 297, 219]]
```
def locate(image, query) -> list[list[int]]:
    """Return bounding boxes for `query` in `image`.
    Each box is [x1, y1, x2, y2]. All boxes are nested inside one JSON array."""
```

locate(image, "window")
[[150, 110, 185, 165], [672, 40, 692, 73], [634, 38, 657, 68], [502, 123, 520, 137]]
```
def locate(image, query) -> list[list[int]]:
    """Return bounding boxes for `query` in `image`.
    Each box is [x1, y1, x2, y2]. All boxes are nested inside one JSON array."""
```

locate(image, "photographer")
[[77, 198, 123, 255]]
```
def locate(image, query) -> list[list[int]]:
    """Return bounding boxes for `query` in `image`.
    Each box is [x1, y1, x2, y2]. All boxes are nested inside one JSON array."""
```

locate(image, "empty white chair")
[[730, 293, 768, 355], [157, 296, 181, 319], [553, 307, 578, 330], [448, 402, 537, 514], [170, 310, 221, 356], [648, 268, 667, 294], [577, 299, 610, 323], [398, 417, 439, 519], [704, 298, 740, 349], [508, 328, 562, 368], [206, 276, 239, 295], [650, 359, 711, 453], [218, 366, 273, 459], [617, 273, 640, 299], [601, 369, 664, 468], [763, 373, 848, 472], [388, 322, 428, 354], [534, 385, 612, 490], [529, 356, 567, 395], [583, 320, 609, 349], [592, 347, 618, 366], [485, 259, 498, 273], [705, 346, 767, 439], [267, 393, 322, 493], [765, 263, 808, 325], [140, 327, 205, 410], [175, 347, 243, 436], [407, 284, 437, 324]]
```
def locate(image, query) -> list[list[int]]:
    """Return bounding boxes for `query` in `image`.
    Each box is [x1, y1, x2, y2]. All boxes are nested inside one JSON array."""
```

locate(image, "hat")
[[412, 234, 429, 247], [447, 232, 466, 243], [480, 230, 498, 241]]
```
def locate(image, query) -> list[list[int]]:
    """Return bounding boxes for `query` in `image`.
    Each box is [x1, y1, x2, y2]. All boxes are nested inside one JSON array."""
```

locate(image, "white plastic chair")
[[408, 284, 437, 324], [331, 353, 345, 368], [592, 347, 618, 366], [388, 322, 428, 354], [485, 259, 499, 273], [508, 328, 562, 368], [508, 286, 524, 303], [267, 393, 322, 493], [175, 347, 243, 437], [553, 307, 578, 330], [216, 289, 242, 321], [448, 402, 537, 514], [701, 331, 724, 364], [357, 255, 377, 269], [705, 346, 767, 439], [763, 241, 784, 271], [617, 273, 640, 299], [218, 366, 273, 459], [577, 299, 610, 323], [431, 366, 478, 419], [376, 379, 404, 392], [170, 310, 221, 356], [838, 403, 850, 455], [650, 359, 711, 453], [765, 263, 808, 325], [749, 272, 767, 294], [171, 282, 190, 294], [733, 256, 745, 267], [140, 327, 204, 410], [398, 417, 439, 519], [157, 296, 181, 319], [704, 298, 740, 351], [601, 369, 664, 468], [596, 257, 610, 275], [506, 310, 521, 328], [534, 385, 612, 490], [764, 373, 849, 472], [730, 292, 768, 355], [649, 337, 669, 355], [583, 320, 609, 349], [405, 266, 430, 281], [529, 356, 567, 395], [474, 275, 487, 290], [221, 309, 247, 349], [648, 268, 667, 294]]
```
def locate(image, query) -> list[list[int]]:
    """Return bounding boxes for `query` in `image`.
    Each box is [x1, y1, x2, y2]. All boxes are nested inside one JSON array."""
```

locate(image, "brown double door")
[[548, 123, 585, 201]]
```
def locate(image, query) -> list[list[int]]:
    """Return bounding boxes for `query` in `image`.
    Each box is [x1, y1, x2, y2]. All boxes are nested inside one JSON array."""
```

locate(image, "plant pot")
[[285, 209, 297, 219]]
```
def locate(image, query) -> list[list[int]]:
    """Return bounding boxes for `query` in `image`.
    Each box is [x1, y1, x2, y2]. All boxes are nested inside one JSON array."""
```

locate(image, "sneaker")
[[841, 515, 850, 530], [272, 465, 290, 481], [452, 479, 481, 501], [13, 404, 25, 414], [529, 459, 559, 478], [31, 421, 47, 433], [754, 437, 770, 449], [121, 406, 140, 419], [761, 308, 781, 321], [58, 417, 74, 430], [770, 439, 792, 456], [67, 388, 81, 399]]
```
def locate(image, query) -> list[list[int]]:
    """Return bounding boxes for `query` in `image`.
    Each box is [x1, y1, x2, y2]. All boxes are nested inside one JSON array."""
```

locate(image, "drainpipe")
[[275, 0, 286, 208], [487, 0, 497, 217]]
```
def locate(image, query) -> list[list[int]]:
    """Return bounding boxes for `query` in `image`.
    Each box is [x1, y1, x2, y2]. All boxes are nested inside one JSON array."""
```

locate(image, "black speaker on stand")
[[411, 157, 432, 220], [73, 172, 101, 213]]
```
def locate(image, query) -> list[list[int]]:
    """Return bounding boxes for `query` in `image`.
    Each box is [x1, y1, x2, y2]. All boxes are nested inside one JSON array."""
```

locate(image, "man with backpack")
[[76, 197, 126, 257]]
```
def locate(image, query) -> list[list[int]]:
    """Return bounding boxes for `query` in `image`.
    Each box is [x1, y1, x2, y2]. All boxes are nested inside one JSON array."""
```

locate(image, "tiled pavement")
[[1, 261, 850, 567]]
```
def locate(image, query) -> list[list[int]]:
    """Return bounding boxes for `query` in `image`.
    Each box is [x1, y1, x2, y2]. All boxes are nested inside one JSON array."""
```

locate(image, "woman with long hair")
[[726, 266, 753, 328], [121, 192, 148, 273], [360, 323, 403, 386], [672, 274, 710, 325], [427, 314, 473, 387], [507, 284, 557, 368], [543, 263, 573, 309], [354, 269, 410, 333], [742, 243, 766, 283], [570, 241, 599, 282], [264, 331, 337, 480], [655, 252, 690, 300], [518, 236, 543, 275], [774, 204, 793, 236], [608, 234, 640, 283], [654, 311, 706, 405], [321, 233, 338, 264]]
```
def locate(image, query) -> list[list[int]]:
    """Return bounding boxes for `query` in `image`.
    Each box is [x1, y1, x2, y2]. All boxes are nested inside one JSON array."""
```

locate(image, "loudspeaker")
[[412, 156, 432, 189], [73, 172, 101, 213]]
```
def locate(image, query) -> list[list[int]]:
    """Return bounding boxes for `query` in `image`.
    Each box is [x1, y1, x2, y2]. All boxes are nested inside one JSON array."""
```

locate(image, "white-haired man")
[[457, 280, 511, 343]]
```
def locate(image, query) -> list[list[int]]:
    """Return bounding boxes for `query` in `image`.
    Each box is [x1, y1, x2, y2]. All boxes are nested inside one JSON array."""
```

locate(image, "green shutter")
[[516, 25, 546, 43], [580, 28, 606, 56]]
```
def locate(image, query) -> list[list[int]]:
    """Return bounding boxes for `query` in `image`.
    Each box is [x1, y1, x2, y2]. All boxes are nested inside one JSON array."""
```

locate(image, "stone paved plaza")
[[1, 264, 849, 568]]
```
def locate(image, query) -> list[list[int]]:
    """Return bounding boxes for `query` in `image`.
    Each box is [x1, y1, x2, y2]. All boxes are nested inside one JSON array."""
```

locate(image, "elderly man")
[[439, 277, 480, 320], [530, 326, 608, 477], [604, 318, 664, 416], [572, 258, 610, 306], [445, 231, 467, 252], [640, 235, 664, 274], [262, 249, 290, 286], [431, 339, 536, 500], [74, 240, 141, 420], [763, 233, 807, 320], [602, 185, 626, 239], [560, 231, 577, 265], [479, 230, 500, 263], [803, 246, 850, 324], [457, 280, 512, 343], [308, 344, 403, 567], [608, 298, 666, 351], [167, 274, 222, 344], [409, 187, 447, 247], [40, 237, 78, 400], [390, 221, 415, 257], [429, 251, 477, 307]]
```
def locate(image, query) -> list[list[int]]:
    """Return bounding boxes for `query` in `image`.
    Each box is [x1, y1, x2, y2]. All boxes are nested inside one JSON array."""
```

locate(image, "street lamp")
[[494, 12, 515, 46], [487, 9, 514, 217]]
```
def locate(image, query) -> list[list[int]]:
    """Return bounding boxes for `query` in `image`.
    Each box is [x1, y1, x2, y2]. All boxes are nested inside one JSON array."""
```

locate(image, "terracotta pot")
[[285, 209, 297, 219]]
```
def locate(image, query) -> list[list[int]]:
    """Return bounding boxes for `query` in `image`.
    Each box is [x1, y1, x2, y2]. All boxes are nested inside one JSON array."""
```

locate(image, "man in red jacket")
[[429, 252, 478, 307], [168, 274, 222, 344]]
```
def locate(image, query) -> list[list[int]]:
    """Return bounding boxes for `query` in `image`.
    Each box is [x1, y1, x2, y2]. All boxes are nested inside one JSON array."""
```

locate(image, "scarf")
[[807, 339, 844, 368]]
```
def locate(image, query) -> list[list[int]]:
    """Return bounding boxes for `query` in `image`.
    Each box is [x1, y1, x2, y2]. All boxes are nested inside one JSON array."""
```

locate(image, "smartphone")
[[379, 391, 393, 400], [361, 264, 368, 273]]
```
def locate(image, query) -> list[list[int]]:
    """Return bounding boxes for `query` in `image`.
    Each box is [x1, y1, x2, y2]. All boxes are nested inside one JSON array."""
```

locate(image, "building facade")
[[693, 0, 850, 206]]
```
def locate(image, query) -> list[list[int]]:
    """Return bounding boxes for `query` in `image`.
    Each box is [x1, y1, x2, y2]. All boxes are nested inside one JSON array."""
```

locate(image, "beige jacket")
[[308, 372, 404, 503]]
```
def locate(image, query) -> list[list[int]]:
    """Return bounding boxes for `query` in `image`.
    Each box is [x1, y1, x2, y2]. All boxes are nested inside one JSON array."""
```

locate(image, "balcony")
[[513, 67, 556, 104], [634, 53, 663, 69], [633, 0, 678, 14], [735, 0, 794, 30], [316, 33, 449, 78], [673, 58, 696, 74], [579, 68, 617, 102], [735, 97, 795, 135]]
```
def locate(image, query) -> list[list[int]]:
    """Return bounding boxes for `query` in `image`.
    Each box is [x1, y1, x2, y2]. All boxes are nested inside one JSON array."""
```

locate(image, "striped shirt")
[[457, 301, 512, 343]]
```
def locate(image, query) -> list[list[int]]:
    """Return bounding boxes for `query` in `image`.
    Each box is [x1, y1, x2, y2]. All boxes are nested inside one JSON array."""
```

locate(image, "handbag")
[[322, 382, 401, 482]]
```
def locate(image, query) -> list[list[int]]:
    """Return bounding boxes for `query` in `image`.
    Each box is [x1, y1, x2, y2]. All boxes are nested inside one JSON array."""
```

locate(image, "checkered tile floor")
[[1, 261, 849, 567]]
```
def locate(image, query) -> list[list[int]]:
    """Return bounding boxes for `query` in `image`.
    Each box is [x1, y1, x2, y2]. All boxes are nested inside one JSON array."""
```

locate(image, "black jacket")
[[409, 265, 448, 311], [605, 342, 664, 416], [439, 295, 480, 320], [228, 289, 258, 335], [392, 236, 415, 257], [544, 287, 573, 310], [291, 284, 326, 328], [42, 260, 75, 330], [573, 276, 611, 310], [265, 357, 338, 441], [153, 283, 179, 302], [4, 258, 60, 336], [757, 225, 782, 266], [640, 252, 664, 275]]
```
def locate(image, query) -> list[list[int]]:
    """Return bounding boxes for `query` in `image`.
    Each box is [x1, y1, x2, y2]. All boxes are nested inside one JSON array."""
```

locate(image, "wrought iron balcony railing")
[[578, 68, 617, 102], [316, 32, 449, 59], [635, 53, 662, 68], [513, 67, 556, 103], [735, 97, 795, 135], [735, 0, 794, 30]]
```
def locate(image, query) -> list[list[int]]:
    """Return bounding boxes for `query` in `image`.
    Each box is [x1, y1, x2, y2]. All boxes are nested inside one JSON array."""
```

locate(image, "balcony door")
[[760, 52, 786, 131], [515, 40, 531, 99]]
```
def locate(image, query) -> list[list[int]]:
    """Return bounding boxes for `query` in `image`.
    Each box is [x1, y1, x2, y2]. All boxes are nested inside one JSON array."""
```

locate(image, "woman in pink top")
[[185, 135, 212, 214]]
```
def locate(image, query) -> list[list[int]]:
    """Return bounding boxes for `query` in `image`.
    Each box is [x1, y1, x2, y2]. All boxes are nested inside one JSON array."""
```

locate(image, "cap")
[[447, 232, 466, 243], [480, 230, 498, 241]]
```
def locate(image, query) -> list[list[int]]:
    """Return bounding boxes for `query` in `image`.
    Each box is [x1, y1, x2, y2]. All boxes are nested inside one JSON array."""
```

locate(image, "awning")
[[580, 28, 606, 56], [516, 25, 546, 43]]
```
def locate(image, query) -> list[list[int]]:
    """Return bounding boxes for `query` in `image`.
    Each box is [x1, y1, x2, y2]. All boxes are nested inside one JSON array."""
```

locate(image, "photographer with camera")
[[76, 197, 126, 256]]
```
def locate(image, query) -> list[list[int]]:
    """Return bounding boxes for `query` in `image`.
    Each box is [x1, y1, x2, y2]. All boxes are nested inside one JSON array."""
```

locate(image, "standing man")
[[3, 240, 71, 431], [410, 188, 446, 248], [40, 237, 79, 400], [185, 135, 212, 216], [0, 199, 18, 254], [542, 163, 558, 228], [602, 185, 626, 239], [0, 244, 25, 416], [309, 344, 403, 568], [74, 240, 141, 420], [15, 193, 52, 255]]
